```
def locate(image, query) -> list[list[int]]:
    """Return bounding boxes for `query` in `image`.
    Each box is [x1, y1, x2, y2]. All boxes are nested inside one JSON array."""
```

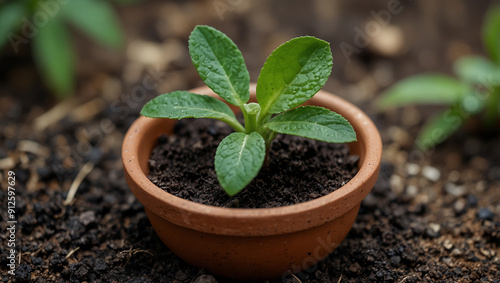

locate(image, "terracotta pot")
[[122, 84, 382, 280]]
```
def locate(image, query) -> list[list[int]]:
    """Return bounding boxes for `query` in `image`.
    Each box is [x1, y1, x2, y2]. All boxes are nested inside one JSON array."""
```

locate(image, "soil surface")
[[148, 118, 358, 208], [1, 0, 499, 282]]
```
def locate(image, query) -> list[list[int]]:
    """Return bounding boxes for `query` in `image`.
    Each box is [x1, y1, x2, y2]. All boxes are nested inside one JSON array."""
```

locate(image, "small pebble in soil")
[[467, 195, 478, 207], [405, 185, 418, 197], [477, 207, 494, 221], [79, 211, 97, 226], [406, 163, 420, 176], [422, 166, 441, 182], [453, 199, 467, 215], [426, 223, 441, 238], [445, 183, 467, 197], [443, 240, 453, 251]]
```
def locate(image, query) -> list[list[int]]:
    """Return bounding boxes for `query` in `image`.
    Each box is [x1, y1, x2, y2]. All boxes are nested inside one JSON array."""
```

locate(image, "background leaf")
[[377, 74, 470, 109], [33, 17, 75, 99], [140, 91, 244, 132], [62, 0, 124, 49], [265, 106, 356, 143], [453, 55, 500, 86], [482, 3, 500, 65], [416, 104, 469, 150], [214, 132, 265, 196], [112, 0, 143, 5], [189, 25, 250, 106], [0, 2, 26, 49], [256, 36, 332, 114]]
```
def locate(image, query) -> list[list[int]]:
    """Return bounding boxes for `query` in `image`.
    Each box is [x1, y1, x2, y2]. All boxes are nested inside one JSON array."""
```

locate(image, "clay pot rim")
[[122, 84, 382, 235]]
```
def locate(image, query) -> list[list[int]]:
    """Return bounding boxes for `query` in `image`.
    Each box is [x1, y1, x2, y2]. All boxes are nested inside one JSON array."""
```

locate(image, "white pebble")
[[406, 163, 420, 176], [428, 223, 441, 234], [445, 183, 466, 197], [406, 185, 418, 197], [422, 166, 441, 182]]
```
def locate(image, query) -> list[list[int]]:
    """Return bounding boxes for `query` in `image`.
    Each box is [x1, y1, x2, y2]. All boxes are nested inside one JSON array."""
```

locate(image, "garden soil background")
[[1, 0, 499, 282]]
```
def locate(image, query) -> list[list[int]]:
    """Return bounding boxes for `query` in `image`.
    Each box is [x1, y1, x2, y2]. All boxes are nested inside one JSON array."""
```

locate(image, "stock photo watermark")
[[8, 0, 70, 53], [6, 171, 17, 276], [340, 0, 409, 63], [282, 234, 339, 281], [212, 0, 244, 20]]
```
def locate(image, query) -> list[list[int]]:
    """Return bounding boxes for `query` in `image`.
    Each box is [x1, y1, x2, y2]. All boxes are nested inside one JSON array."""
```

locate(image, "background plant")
[[376, 3, 500, 150], [0, 0, 137, 99], [141, 25, 356, 196]]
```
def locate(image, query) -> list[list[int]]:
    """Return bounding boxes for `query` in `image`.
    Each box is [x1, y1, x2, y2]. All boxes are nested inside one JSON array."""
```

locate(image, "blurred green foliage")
[[377, 3, 500, 150], [0, 0, 139, 99]]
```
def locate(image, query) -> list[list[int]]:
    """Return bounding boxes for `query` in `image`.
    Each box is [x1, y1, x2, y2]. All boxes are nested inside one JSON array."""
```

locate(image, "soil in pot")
[[147, 117, 359, 208]]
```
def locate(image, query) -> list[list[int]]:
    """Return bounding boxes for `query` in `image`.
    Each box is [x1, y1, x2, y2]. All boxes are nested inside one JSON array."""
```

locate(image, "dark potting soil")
[[147, 118, 359, 208]]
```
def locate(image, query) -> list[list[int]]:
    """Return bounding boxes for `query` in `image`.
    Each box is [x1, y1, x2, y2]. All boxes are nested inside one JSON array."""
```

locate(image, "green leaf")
[[189, 25, 250, 106], [460, 91, 486, 114], [377, 74, 470, 109], [214, 132, 265, 196], [0, 2, 26, 49], [140, 91, 245, 132], [33, 17, 75, 99], [112, 0, 143, 5], [482, 3, 500, 65], [265, 106, 356, 143], [416, 104, 469, 150], [453, 55, 500, 86], [256, 36, 332, 114], [61, 0, 124, 49]]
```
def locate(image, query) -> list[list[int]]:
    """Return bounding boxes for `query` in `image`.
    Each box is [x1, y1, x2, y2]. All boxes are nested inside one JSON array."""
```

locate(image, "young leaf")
[[189, 25, 250, 106], [32, 17, 75, 99], [0, 2, 26, 49], [377, 74, 470, 109], [265, 106, 356, 143], [416, 104, 469, 151], [141, 91, 245, 132], [62, 0, 124, 49], [214, 132, 265, 196], [482, 3, 500, 65], [256, 36, 332, 114], [453, 55, 500, 86]]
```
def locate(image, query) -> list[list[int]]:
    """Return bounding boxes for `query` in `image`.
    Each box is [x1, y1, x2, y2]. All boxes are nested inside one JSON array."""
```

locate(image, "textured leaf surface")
[[377, 74, 469, 109], [265, 106, 356, 143], [0, 2, 25, 48], [189, 25, 249, 106], [215, 132, 265, 196], [482, 4, 500, 65], [33, 17, 75, 99], [62, 0, 124, 49], [256, 36, 332, 114], [141, 90, 238, 121], [454, 56, 500, 86], [417, 105, 468, 150]]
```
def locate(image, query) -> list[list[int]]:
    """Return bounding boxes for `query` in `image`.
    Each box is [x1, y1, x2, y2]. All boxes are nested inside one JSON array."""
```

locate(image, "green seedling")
[[0, 0, 135, 99], [141, 25, 356, 196], [377, 3, 500, 150]]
